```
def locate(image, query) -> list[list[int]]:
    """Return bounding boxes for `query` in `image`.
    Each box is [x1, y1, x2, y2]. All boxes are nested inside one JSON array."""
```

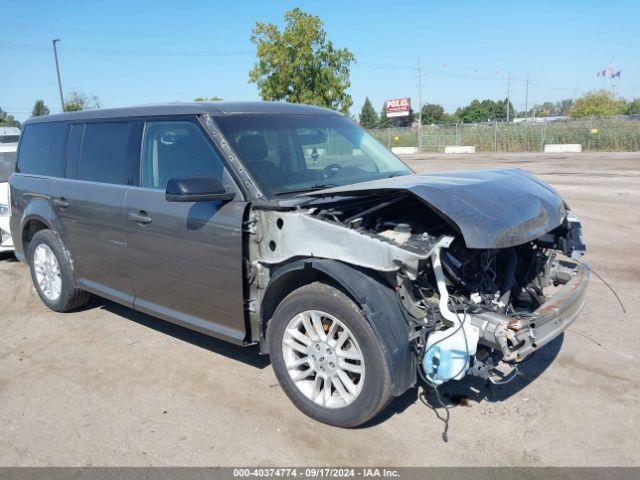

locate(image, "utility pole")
[[417, 59, 423, 151], [52, 39, 65, 112], [506, 72, 511, 122], [524, 74, 529, 119]]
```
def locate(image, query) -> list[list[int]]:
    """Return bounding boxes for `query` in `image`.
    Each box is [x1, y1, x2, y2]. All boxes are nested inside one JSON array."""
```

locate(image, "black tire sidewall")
[[28, 230, 76, 312], [268, 283, 392, 427]]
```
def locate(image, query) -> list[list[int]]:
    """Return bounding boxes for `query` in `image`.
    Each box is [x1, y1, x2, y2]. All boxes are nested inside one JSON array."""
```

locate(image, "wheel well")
[[22, 219, 49, 256], [259, 262, 361, 353]]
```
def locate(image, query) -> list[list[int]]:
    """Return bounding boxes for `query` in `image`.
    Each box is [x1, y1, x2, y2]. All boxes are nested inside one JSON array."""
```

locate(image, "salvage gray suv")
[[9, 102, 588, 427]]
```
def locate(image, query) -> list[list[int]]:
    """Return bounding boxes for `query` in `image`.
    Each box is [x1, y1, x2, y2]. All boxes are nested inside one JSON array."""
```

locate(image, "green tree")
[[455, 99, 487, 123], [570, 90, 628, 118], [0, 107, 20, 127], [441, 112, 459, 124], [531, 101, 556, 117], [64, 90, 100, 112], [526, 99, 573, 117], [556, 98, 574, 115], [627, 98, 640, 114], [193, 96, 223, 102], [394, 108, 414, 128], [420, 103, 444, 124], [31, 100, 50, 117], [358, 97, 378, 128], [455, 98, 515, 123], [377, 103, 392, 127], [249, 8, 355, 114]]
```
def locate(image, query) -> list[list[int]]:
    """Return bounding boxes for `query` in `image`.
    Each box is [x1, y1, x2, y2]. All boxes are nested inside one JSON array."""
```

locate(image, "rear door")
[[10, 122, 68, 259], [124, 117, 247, 343], [51, 120, 142, 305]]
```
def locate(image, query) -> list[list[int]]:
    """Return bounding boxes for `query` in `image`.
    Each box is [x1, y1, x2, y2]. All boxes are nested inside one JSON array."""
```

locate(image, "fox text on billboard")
[[385, 98, 411, 117]]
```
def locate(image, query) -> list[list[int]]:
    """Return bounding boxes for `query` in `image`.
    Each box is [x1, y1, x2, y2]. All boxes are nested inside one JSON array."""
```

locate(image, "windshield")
[[0, 151, 16, 183], [214, 114, 412, 197]]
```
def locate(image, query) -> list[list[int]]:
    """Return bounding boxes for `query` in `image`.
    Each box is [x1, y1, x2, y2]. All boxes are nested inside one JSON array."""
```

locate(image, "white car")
[[0, 143, 17, 253]]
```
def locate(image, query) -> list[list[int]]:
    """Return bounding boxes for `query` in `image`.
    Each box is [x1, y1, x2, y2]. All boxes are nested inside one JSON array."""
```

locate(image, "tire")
[[28, 229, 91, 312], [267, 282, 393, 427]]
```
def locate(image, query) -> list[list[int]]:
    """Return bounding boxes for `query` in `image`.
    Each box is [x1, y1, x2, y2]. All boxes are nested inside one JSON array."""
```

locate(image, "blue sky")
[[1, 0, 638, 121]]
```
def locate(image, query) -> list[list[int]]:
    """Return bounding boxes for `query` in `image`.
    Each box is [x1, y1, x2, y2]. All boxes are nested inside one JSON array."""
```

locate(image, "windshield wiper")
[[273, 184, 338, 196]]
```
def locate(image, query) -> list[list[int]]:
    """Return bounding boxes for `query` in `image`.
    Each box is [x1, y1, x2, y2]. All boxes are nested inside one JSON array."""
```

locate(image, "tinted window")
[[64, 124, 84, 179], [141, 121, 224, 189], [78, 122, 137, 185], [0, 151, 17, 182], [16, 123, 69, 177]]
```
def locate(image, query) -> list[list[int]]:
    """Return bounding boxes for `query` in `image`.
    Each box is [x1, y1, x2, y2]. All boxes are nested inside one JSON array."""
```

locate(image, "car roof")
[[24, 101, 340, 124]]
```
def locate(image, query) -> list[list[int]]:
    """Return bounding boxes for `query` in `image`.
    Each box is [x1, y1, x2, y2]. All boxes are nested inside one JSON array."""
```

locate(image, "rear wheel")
[[268, 282, 393, 427], [28, 230, 91, 312]]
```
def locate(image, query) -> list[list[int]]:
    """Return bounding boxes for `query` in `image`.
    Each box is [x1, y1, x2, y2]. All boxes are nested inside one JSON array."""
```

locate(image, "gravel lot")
[[1, 152, 638, 466]]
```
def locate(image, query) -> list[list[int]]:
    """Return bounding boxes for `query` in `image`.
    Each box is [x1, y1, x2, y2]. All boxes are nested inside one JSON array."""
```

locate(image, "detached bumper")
[[471, 259, 589, 361]]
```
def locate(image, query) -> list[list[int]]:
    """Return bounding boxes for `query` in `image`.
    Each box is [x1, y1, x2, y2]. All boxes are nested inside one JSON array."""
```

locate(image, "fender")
[[264, 259, 416, 397], [14, 198, 62, 261]]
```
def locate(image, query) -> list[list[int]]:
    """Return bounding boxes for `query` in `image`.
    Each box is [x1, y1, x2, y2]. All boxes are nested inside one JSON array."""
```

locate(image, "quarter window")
[[141, 121, 224, 190], [16, 123, 69, 177]]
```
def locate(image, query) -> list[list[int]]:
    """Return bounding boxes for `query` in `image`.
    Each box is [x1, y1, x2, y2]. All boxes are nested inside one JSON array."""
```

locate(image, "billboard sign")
[[385, 98, 411, 117]]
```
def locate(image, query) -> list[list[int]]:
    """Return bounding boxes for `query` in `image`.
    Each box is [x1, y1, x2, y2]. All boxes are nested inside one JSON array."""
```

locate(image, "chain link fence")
[[367, 114, 640, 152]]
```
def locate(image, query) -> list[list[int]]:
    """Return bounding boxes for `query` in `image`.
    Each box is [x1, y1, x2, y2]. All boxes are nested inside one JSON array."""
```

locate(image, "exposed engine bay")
[[306, 192, 587, 384], [249, 169, 588, 387]]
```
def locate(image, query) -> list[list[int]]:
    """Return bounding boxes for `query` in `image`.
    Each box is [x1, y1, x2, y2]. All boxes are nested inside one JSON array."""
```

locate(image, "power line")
[[3, 21, 227, 43], [0, 41, 252, 57]]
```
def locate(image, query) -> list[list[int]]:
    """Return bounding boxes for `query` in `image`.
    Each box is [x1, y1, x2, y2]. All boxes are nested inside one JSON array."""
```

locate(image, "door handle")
[[53, 197, 69, 209], [129, 211, 153, 225]]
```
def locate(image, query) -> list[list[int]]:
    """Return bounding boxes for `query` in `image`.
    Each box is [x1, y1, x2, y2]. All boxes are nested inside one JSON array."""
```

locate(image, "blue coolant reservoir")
[[422, 316, 479, 385]]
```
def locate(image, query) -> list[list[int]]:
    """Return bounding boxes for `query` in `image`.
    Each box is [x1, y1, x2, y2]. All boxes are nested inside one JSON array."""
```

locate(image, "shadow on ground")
[[0, 252, 18, 262], [93, 297, 270, 370], [363, 334, 564, 428], [81, 295, 563, 426]]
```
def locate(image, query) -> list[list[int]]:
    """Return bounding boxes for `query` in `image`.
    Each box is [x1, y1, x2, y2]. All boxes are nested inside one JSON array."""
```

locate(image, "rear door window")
[[77, 122, 139, 185], [64, 123, 84, 179], [16, 122, 69, 177]]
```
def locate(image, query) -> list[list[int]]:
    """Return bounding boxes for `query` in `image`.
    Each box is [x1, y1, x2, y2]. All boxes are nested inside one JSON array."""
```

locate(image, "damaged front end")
[[249, 169, 588, 387]]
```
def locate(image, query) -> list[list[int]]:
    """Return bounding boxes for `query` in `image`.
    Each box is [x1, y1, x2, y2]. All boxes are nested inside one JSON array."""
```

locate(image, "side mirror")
[[165, 176, 235, 202]]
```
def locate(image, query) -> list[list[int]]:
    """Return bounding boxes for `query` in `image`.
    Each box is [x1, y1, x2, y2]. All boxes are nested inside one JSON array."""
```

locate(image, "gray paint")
[[124, 188, 248, 343], [50, 179, 134, 306], [9, 174, 56, 257], [307, 168, 566, 249], [24, 102, 339, 125]]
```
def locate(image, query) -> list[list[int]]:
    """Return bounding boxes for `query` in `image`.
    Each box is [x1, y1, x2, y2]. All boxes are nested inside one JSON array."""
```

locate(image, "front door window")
[[141, 121, 225, 189]]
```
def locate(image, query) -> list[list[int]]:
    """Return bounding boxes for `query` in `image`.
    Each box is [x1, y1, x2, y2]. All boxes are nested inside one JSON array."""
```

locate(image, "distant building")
[[513, 115, 569, 124], [0, 127, 21, 144]]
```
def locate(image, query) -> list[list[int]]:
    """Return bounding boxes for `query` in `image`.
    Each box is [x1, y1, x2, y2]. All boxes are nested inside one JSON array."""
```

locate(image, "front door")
[[125, 118, 247, 343]]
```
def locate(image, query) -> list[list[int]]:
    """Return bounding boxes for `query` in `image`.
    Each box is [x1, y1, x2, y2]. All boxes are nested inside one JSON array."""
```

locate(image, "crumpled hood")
[[308, 168, 566, 249]]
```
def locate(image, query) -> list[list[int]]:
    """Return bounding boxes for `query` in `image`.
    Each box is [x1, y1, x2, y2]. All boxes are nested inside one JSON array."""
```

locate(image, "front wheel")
[[268, 282, 393, 427]]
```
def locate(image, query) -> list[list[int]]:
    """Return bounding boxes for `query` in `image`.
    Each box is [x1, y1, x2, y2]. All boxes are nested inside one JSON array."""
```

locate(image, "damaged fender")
[[263, 259, 417, 397]]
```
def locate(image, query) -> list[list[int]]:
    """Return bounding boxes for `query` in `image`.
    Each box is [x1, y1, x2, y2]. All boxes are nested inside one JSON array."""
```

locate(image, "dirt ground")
[[1, 152, 638, 466]]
